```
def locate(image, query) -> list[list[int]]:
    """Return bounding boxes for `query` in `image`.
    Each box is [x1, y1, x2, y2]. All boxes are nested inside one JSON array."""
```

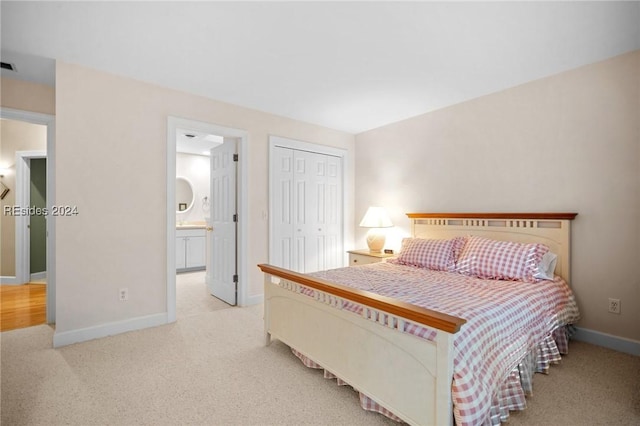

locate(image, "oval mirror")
[[176, 176, 194, 213]]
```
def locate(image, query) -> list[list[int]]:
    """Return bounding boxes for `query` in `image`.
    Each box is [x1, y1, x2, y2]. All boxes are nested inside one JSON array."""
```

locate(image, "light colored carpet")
[[507, 340, 639, 425], [176, 271, 232, 318], [1, 288, 638, 425], [0, 293, 395, 425]]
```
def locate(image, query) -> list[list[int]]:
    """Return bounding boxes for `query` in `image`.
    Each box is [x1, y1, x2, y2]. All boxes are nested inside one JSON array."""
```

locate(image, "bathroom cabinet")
[[176, 228, 206, 272]]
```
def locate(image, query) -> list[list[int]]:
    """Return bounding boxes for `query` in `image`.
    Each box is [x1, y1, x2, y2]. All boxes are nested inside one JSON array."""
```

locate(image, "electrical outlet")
[[119, 288, 129, 301], [608, 298, 620, 314]]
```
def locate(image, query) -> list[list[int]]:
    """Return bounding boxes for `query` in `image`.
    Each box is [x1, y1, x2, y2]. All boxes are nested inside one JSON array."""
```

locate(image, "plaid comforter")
[[308, 262, 580, 425]]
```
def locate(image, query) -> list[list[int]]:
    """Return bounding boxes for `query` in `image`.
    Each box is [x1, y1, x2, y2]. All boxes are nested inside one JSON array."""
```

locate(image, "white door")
[[176, 237, 186, 270], [323, 154, 342, 270], [271, 146, 294, 270], [294, 149, 325, 273], [208, 138, 237, 305], [271, 146, 343, 273]]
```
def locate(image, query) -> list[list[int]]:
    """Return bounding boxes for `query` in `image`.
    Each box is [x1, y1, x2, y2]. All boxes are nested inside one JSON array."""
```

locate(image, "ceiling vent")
[[1, 62, 17, 72]]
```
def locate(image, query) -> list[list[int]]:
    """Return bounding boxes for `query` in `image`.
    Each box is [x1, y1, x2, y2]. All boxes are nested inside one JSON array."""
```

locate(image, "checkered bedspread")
[[305, 262, 580, 425]]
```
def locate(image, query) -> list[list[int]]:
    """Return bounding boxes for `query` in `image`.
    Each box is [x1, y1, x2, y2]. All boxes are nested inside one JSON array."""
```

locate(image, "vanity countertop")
[[177, 221, 207, 230]]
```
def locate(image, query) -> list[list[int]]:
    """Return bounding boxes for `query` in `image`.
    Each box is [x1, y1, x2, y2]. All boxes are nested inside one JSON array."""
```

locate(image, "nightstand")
[[347, 249, 395, 266]]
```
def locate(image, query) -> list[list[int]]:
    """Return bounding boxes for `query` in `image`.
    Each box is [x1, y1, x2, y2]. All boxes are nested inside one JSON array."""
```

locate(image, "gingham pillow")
[[392, 237, 466, 271], [455, 235, 550, 283]]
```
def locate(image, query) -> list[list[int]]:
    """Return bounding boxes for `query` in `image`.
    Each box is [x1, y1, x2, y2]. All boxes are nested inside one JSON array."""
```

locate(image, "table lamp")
[[359, 206, 393, 253]]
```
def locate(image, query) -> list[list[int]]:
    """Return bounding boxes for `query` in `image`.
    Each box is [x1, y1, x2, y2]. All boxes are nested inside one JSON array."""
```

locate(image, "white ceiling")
[[176, 128, 223, 156], [1, 2, 638, 134]]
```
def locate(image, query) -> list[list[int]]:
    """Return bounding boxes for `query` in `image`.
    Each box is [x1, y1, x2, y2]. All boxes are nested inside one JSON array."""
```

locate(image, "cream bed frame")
[[258, 212, 577, 426]]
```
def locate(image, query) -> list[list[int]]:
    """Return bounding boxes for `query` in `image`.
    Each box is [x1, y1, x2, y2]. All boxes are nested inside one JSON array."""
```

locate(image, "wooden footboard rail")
[[258, 263, 466, 426], [258, 264, 466, 333]]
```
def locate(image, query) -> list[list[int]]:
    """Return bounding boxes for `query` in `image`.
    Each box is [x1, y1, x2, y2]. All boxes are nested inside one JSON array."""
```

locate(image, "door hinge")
[[233, 214, 238, 222], [233, 274, 238, 283], [233, 153, 238, 162]]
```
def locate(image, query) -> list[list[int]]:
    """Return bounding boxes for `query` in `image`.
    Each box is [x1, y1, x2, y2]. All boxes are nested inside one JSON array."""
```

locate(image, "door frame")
[[166, 116, 248, 322], [0, 108, 56, 324], [268, 135, 348, 268]]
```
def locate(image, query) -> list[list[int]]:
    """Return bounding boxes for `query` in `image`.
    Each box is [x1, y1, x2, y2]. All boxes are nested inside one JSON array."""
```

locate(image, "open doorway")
[[0, 150, 47, 332], [174, 128, 230, 317], [0, 109, 56, 330], [166, 117, 248, 323], [14, 151, 47, 285]]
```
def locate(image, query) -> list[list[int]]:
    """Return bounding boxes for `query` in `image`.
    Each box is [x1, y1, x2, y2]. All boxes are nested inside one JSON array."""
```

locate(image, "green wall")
[[30, 158, 46, 274]]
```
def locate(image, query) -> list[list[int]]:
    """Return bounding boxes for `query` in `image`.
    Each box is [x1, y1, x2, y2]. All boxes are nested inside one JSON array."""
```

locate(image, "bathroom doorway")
[[166, 117, 248, 323], [174, 127, 230, 317]]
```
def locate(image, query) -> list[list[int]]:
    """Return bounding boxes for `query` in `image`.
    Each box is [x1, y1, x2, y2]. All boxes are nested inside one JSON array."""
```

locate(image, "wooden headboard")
[[407, 213, 578, 283]]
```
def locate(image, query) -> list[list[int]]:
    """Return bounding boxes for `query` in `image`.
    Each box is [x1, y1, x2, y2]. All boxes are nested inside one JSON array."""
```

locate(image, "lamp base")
[[366, 229, 386, 253]]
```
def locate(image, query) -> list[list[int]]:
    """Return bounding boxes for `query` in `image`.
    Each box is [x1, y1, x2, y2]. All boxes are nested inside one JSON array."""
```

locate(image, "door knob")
[[206, 227, 213, 231]]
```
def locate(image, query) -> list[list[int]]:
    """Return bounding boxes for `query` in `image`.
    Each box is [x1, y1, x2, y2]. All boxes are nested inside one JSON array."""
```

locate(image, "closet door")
[[293, 149, 325, 273], [271, 146, 294, 270], [271, 146, 343, 273], [324, 154, 342, 270]]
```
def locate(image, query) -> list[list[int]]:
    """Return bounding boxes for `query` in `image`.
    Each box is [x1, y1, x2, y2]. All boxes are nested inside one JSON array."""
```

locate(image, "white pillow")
[[533, 251, 558, 280]]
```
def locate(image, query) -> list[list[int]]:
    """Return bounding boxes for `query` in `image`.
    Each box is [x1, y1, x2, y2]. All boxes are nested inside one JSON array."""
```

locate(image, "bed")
[[258, 212, 579, 425]]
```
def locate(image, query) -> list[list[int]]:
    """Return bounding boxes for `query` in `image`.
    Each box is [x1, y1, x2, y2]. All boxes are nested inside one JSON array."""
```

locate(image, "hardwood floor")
[[0, 283, 46, 332]]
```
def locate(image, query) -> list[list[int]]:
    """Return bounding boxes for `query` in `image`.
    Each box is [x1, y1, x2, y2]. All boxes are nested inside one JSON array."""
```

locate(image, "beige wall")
[[0, 119, 47, 277], [7, 54, 637, 343], [55, 61, 355, 333], [1, 77, 55, 115], [355, 50, 640, 342]]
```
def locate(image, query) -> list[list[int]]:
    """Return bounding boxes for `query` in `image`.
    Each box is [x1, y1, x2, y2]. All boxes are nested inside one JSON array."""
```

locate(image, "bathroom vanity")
[[176, 226, 206, 272], [175, 175, 206, 272]]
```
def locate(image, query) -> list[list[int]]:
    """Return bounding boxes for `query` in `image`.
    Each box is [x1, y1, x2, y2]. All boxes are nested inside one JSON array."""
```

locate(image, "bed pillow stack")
[[392, 235, 557, 282]]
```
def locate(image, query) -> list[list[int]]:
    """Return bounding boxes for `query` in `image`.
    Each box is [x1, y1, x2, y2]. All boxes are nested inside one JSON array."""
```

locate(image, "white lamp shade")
[[359, 206, 393, 228]]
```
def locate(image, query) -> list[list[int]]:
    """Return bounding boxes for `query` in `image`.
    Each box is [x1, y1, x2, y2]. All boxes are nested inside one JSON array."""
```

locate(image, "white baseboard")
[[53, 313, 168, 348], [243, 293, 264, 306], [573, 327, 640, 356], [0, 276, 21, 285], [30, 271, 47, 282], [0, 273, 47, 284]]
